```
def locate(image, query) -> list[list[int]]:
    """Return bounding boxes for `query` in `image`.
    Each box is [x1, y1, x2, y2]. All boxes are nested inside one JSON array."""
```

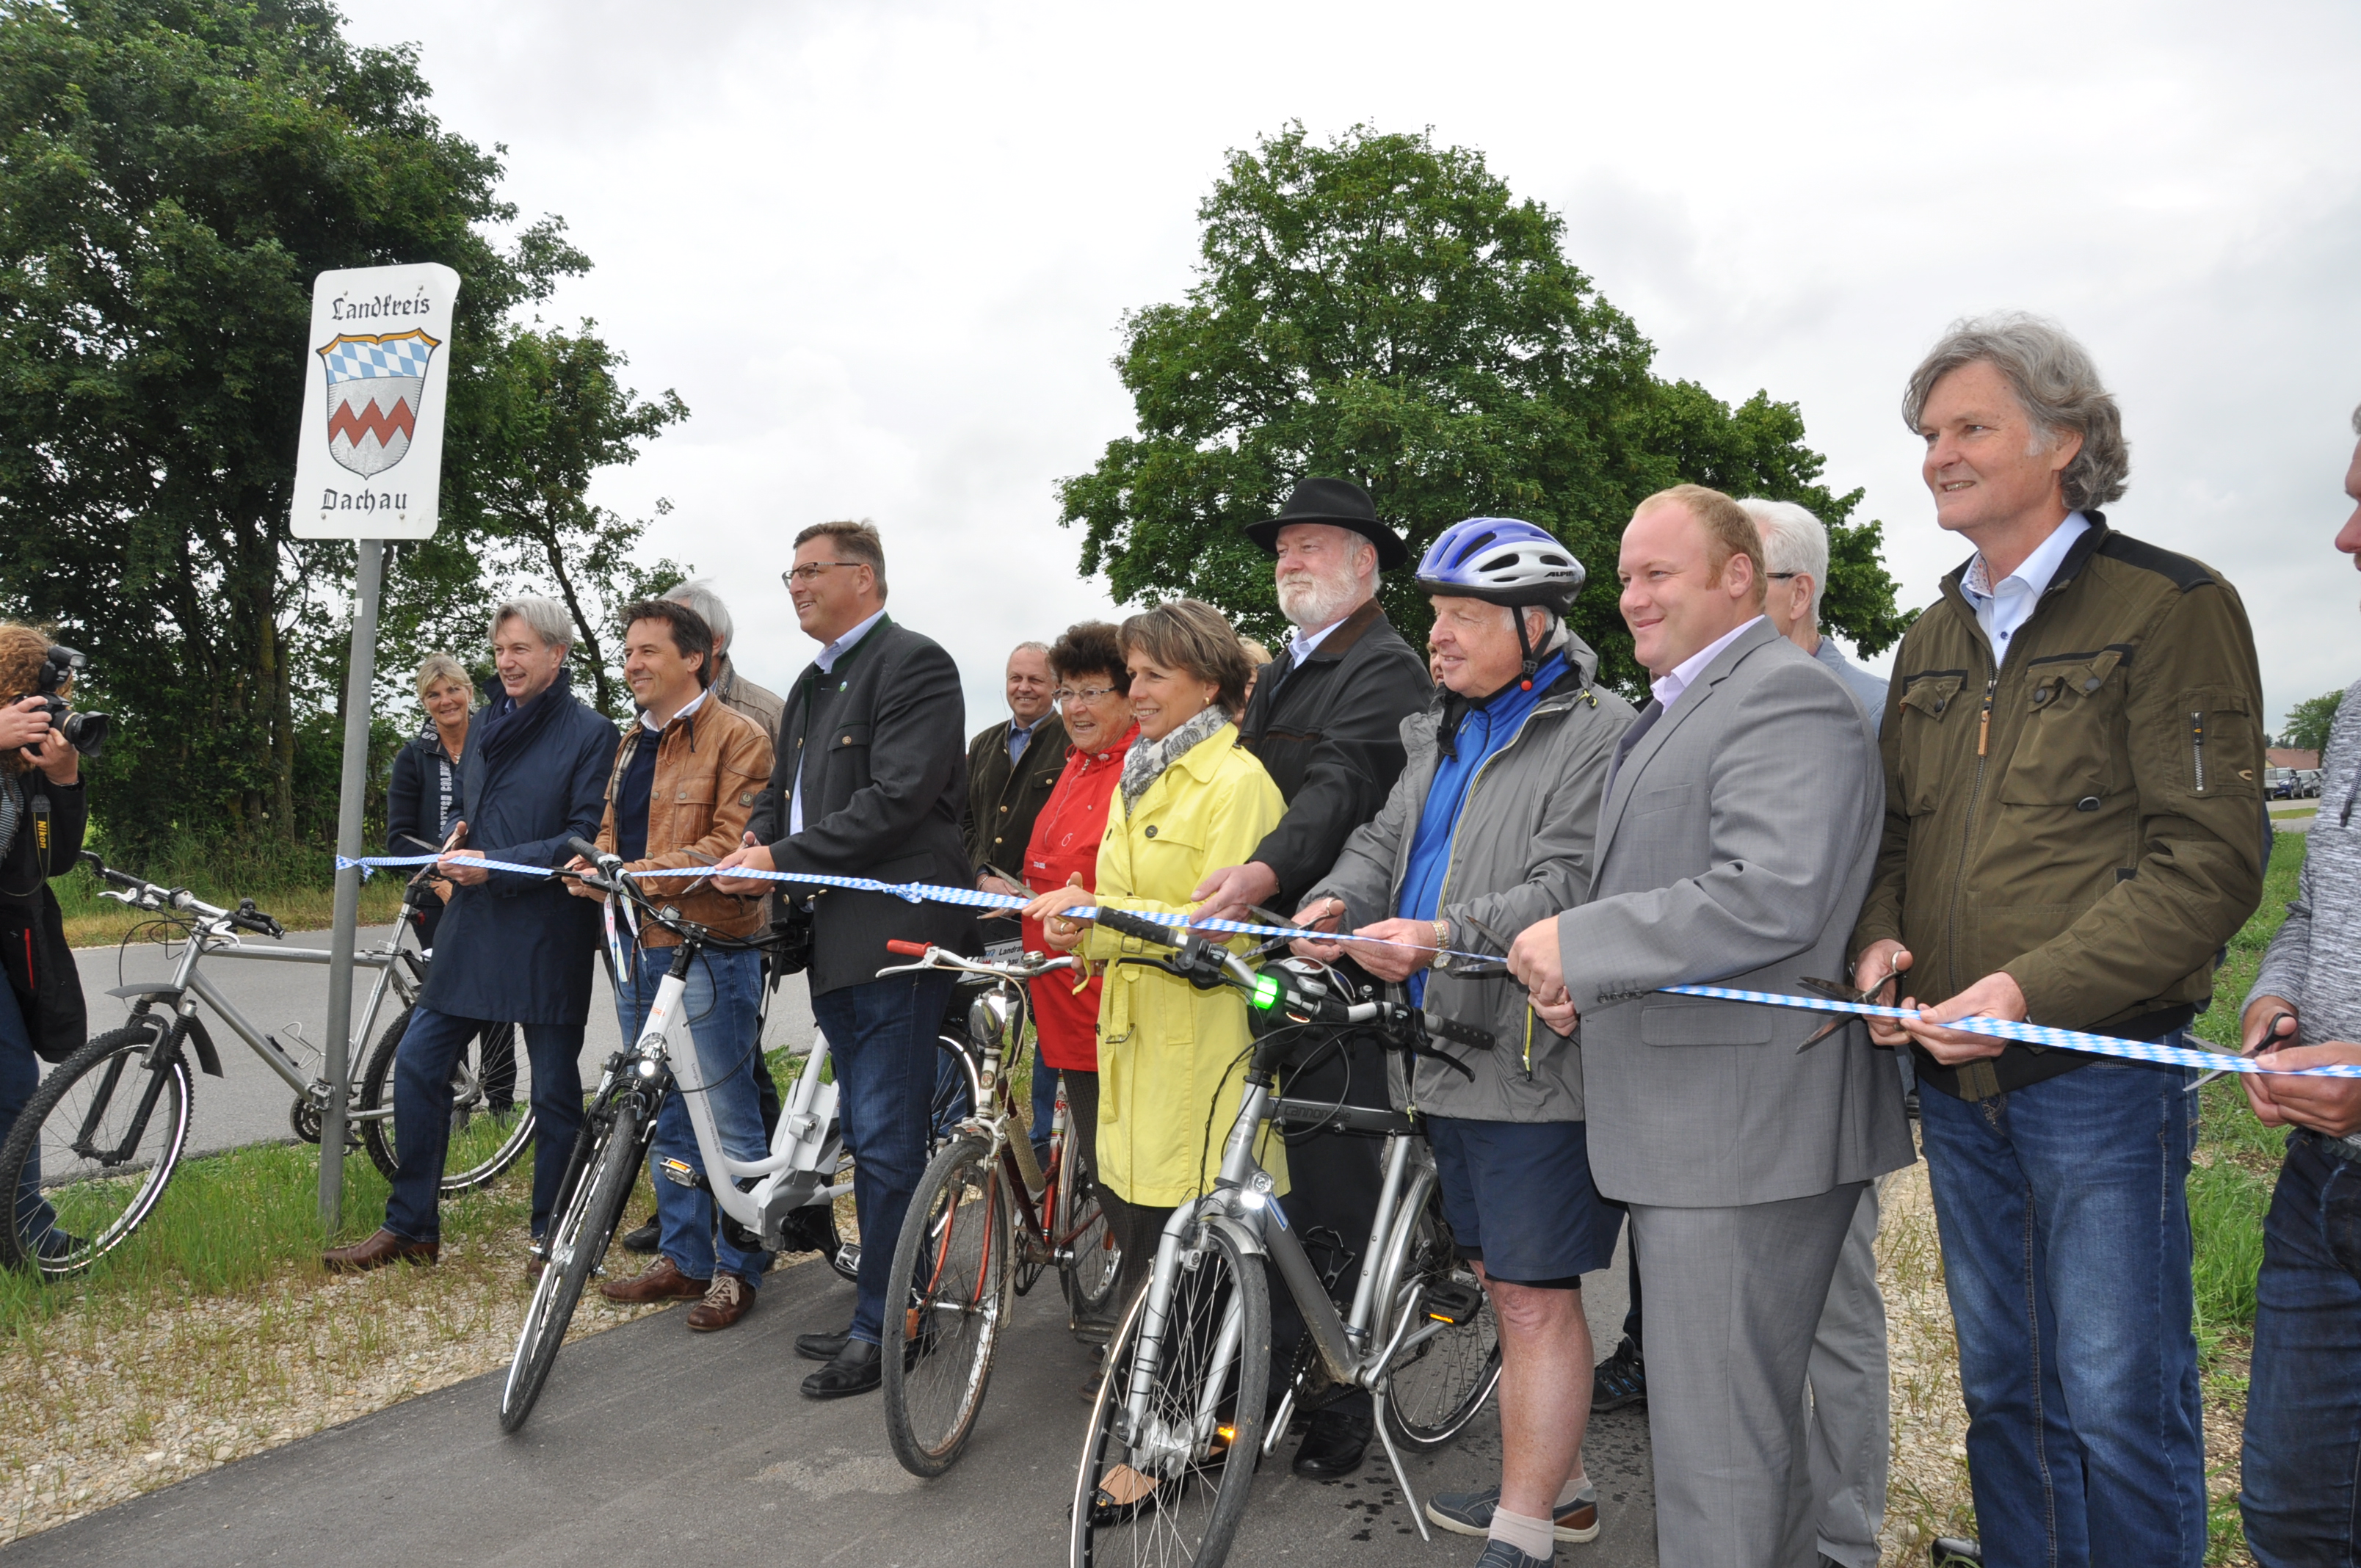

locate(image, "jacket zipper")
[[1419, 694, 1569, 1081], [2188, 711, 2206, 794]]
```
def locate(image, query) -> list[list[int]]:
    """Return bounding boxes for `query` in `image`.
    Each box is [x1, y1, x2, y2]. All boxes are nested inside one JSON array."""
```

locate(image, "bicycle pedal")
[[835, 1242, 861, 1274], [656, 1158, 703, 1190], [1423, 1279, 1485, 1327]]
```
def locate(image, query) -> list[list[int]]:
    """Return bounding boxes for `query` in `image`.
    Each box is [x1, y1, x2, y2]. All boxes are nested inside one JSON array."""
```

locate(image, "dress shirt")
[[1007, 718, 1039, 766], [790, 608, 888, 837], [1648, 615, 1765, 711], [1287, 614, 1348, 666], [1961, 512, 2089, 664]]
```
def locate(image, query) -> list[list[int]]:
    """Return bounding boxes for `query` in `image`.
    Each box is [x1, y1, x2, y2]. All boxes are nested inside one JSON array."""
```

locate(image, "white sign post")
[[292, 261, 460, 1231]]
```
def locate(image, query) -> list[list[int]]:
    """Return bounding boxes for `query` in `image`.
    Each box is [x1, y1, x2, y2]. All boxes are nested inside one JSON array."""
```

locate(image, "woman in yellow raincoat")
[[1026, 598, 1285, 1312]]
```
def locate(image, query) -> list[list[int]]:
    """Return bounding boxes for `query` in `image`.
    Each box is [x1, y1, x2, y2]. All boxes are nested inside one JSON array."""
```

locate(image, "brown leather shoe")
[[600, 1254, 710, 1304], [686, 1271, 755, 1331], [322, 1228, 438, 1274]]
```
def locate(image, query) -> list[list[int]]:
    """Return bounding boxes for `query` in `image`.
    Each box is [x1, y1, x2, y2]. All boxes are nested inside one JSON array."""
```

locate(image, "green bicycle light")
[[1251, 975, 1280, 1010]]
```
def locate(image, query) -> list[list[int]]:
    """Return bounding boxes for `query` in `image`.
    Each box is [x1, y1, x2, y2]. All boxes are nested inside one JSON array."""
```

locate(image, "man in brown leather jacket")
[[567, 599, 775, 1332]]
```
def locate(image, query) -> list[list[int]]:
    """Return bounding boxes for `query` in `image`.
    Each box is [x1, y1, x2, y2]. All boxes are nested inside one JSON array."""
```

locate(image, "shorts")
[[1424, 1115, 1623, 1289]]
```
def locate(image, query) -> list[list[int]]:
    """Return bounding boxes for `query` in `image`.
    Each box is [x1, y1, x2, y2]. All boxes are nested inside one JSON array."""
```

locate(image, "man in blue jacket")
[[324, 596, 617, 1273]]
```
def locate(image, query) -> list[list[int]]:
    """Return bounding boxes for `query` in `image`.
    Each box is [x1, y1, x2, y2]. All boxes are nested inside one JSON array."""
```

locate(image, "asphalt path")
[[0, 1233, 1655, 1568], [70, 925, 819, 1160]]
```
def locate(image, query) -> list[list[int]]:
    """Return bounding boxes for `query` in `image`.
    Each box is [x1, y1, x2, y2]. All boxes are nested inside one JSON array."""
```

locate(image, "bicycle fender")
[[1194, 1209, 1266, 1262], [178, 1015, 225, 1078]]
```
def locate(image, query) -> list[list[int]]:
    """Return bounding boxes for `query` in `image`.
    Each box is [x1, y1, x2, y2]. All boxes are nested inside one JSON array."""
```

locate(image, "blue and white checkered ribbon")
[[336, 854, 2353, 1078], [334, 854, 1495, 959], [1661, 983, 2361, 1079]]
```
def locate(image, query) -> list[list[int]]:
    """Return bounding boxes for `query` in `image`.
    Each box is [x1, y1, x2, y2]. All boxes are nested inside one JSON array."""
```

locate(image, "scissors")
[[1794, 959, 1902, 1052], [1447, 914, 1519, 981], [2187, 1009, 2296, 1092]]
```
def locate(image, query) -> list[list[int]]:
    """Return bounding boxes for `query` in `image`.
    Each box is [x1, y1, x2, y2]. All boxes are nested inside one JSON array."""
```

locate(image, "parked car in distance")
[[2267, 767, 2301, 799], [2297, 769, 2324, 798]]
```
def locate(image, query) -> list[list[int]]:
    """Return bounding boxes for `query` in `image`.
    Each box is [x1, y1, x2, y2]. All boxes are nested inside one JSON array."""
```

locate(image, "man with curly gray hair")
[[1849, 315, 2268, 1568]]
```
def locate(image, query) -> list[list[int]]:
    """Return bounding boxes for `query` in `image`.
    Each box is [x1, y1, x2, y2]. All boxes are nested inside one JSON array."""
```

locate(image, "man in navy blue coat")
[[324, 596, 617, 1272]]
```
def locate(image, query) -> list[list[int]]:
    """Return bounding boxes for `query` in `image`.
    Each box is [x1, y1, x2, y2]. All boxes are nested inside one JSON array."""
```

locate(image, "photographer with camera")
[[0, 627, 100, 1261]]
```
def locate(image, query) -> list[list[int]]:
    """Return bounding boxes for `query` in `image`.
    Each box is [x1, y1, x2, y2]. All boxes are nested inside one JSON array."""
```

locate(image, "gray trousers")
[[1808, 1180, 1890, 1568], [1628, 1182, 1867, 1568]]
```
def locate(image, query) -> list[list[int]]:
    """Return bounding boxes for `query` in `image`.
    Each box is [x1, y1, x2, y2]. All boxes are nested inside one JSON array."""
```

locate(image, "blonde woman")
[[1023, 598, 1285, 1312], [386, 653, 476, 945]]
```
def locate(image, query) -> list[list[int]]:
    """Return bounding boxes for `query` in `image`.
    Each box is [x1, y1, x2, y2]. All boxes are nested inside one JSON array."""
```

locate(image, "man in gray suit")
[[1508, 483, 1914, 1568]]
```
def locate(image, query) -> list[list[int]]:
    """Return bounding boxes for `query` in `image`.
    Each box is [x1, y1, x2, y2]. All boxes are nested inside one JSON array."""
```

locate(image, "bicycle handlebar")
[[79, 854, 283, 937], [885, 939, 929, 956]]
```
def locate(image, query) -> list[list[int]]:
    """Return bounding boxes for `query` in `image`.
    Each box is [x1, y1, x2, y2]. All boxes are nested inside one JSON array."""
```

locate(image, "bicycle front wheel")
[[1379, 1172, 1500, 1451], [883, 1134, 1014, 1477], [499, 1095, 645, 1433], [1071, 1219, 1269, 1568], [359, 1007, 537, 1194], [0, 1021, 192, 1278]]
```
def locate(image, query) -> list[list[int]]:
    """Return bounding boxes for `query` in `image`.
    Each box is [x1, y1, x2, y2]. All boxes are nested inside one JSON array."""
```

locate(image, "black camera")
[[21, 646, 110, 759]]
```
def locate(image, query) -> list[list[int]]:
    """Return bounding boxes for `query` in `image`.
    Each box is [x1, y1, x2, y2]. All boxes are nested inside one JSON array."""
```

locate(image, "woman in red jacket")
[[1017, 622, 1136, 1335]]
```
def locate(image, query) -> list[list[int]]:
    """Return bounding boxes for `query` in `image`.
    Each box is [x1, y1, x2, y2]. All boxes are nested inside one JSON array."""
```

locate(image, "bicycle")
[[1068, 910, 1501, 1568], [876, 937, 1121, 1477], [498, 839, 981, 1433], [0, 854, 532, 1277]]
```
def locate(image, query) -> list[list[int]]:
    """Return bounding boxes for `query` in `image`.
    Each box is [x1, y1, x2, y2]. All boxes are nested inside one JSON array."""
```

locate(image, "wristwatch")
[[1432, 918, 1449, 951]]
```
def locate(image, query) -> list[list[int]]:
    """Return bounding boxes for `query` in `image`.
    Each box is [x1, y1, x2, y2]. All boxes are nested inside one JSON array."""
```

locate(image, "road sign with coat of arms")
[[291, 263, 460, 540]]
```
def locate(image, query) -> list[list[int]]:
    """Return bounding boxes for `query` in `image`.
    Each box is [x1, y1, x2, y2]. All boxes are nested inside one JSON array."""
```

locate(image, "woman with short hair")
[[1013, 621, 1136, 1336], [386, 653, 475, 951], [1024, 598, 1285, 1313]]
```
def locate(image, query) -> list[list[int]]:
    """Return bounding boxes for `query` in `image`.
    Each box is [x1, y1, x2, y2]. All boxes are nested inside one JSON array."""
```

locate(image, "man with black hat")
[[1194, 476, 1432, 1479]]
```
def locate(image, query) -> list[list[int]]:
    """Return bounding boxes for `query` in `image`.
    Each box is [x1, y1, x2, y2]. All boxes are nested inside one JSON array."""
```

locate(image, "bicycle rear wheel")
[[358, 1006, 536, 1190], [1056, 1152, 1120, 1324], [1071, 1219, 1268, 1568], [499, 1095, 645, 1433], [883, 1134, 1013, 1476], [0, 1021, 192, 1278], [358, 1006, 537, 1194], [1379, 1172, 1500, 1450]]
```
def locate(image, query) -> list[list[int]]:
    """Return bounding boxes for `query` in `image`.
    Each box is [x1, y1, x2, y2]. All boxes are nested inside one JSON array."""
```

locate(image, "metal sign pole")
[[319, 537, 385, 1232]]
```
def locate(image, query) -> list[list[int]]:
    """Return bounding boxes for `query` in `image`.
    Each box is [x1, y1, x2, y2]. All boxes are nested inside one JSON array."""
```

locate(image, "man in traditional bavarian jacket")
[[1852, 315, 2267, 1568]]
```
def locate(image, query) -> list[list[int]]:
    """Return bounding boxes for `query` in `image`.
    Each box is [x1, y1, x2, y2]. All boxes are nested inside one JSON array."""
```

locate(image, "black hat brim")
[[1241, 515, 1412, 571]]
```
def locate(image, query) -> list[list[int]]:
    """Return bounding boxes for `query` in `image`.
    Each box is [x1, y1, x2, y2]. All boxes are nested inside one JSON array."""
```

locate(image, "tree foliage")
[[1059, 124, 1911, 694], [0, 0, 683, 857], [2280, 689, 2343, 753]]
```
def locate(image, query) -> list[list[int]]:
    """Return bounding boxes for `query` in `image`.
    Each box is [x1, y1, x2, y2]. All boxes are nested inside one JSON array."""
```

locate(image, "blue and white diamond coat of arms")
[[318, 330, 440, 478]]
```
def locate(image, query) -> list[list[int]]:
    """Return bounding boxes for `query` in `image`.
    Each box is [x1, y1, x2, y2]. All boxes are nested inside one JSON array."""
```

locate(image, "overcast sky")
[[341, 0, 2361, 736]]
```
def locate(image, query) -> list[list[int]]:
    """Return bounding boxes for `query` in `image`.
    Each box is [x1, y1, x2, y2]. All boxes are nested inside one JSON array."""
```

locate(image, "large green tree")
[[0, 0, 681, 857], [1059, 124, 1910, 694], [2280, 689, 2343, 753]]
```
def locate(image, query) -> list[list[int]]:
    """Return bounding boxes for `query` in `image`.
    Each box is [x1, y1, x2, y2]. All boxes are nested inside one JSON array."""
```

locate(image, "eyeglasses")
[[780, 562, 865, 586], [1766, 571, 1804, 581], [1053, 685, 1122, 703]]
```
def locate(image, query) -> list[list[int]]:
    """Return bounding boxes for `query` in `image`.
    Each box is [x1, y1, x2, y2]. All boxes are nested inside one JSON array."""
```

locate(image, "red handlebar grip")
[[885, 940, 930, 957]]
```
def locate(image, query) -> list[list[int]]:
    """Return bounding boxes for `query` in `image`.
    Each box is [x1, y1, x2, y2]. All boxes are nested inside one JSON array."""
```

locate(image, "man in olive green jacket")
[[1852, 316, 2266, 1568]]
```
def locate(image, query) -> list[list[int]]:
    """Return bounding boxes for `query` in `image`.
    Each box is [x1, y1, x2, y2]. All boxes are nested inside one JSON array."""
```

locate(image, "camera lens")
[[59, 711, 109, 759]]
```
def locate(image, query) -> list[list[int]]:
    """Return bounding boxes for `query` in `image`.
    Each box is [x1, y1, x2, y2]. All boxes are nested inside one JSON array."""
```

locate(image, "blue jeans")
[[810, 970, 956, 1346], [385, 1005, 584, 1244], [2241, 1129, 2361, 1564], [1919, 1050, 2205, 1568], [615, 943, 769, 1285], [1028, 1039, 1057, 1157], [0, 978, 52, 1239]]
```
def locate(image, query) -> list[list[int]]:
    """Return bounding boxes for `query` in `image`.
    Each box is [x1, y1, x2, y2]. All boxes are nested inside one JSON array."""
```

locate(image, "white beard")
[[1276, 568, 1366, 631]]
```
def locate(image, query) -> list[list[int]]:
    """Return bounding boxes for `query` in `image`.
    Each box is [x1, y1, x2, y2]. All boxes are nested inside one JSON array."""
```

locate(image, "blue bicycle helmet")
[[1415, 518, 1586, 610], [1416, 518, 1586, 691]]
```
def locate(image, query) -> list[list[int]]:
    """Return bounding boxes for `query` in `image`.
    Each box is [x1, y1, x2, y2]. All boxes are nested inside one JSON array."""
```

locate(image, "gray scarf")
[[1119, 705, 1230, 816]]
